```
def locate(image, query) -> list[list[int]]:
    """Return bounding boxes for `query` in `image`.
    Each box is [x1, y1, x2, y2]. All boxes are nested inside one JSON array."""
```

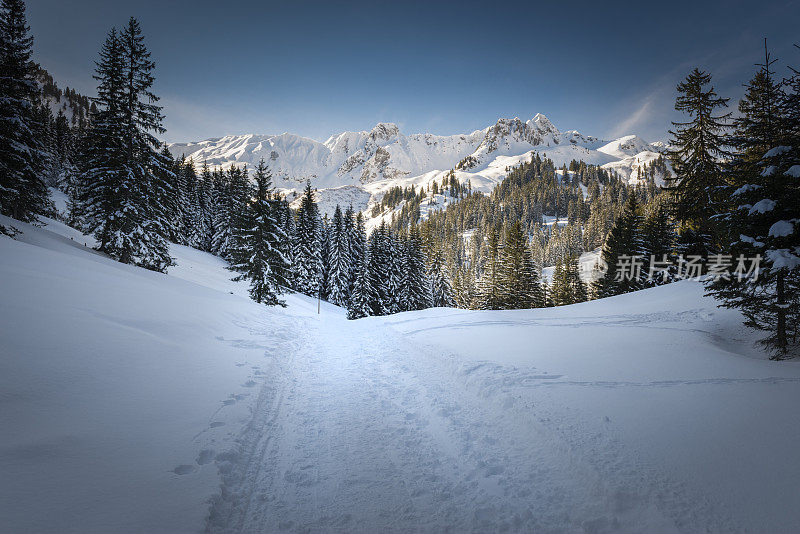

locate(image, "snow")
[[169, 114, 666, 222], [3, 208, 800, 532], [769, 220, 795, 238], [748, 198, 776, 214], [0, 213, 340, 533], [541, 247, 602, 284], [740, 234, 765, 247], [597, 135, 654, 159], [766, 248, 800, 270], [787, 165, 800, 178], [764, 146, 791, 158], [732, 183, 760, 196]]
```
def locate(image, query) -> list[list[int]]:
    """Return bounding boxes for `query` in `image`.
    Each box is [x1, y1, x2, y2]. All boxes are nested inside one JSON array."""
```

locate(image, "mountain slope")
[[168, 114, 670, 218]]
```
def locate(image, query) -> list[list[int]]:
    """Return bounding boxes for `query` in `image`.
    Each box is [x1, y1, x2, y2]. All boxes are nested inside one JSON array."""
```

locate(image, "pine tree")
[[428, 248, 455, 308], [403, 224, 431, 311], [388, 230, 406, 313], [293, 180, 322, 297], [640, 198, 677, 287], [0, 0, 50, 223], [344, 205, 359, 291], [366, 221, 390, 315], [279, 199, 297, 290], [212, 165, 249, 258], [708, 45, 800, 357], [499, 221, 544, 308], [77, 20, 173, 271], [550, 257, 569, 306], [591, 195, 645, 298], [475, 225, 504, 309], [347, 249, 372, 320], [326, 204, 351, 307], [228, 159, 289, 306], [665, 68, 731, 254], [564, 255, 588, 304]]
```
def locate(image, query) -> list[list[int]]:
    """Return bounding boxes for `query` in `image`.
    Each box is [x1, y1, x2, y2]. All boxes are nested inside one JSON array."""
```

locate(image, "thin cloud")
[[610, 96, 654, 139]]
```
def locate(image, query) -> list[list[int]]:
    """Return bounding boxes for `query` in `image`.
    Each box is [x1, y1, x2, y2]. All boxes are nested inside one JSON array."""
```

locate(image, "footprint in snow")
[[196, 449, 215, 466], [172, 464, 196, 475], [209, 421, 225, 428]]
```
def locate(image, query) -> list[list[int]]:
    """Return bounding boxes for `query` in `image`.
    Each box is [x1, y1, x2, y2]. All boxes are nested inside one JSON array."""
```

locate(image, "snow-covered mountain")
[[169, 114, 669, 219]]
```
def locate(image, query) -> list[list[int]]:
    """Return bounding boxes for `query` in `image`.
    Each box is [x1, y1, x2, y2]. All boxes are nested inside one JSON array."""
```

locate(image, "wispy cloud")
[[610, 95, 654, 139]]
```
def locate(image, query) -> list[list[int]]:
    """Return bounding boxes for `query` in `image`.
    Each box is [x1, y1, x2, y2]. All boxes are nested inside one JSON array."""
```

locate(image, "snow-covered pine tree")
[[77, 20, 174, 271], [319, 214, 330, 300], [475, 225, 504, 310], [196, 161, 216, 251], [326, 204, 351, 307], [180, 158, 202, 248], [388, 230, 406, 313], [293, 180, 322, 297], [428, 248, 455, 308], [591, 195, 645, 298], [499, 221, 544, 309], [347, 248, 372, 320], [0, 0, 50, 224], [665, 68, 731, 255], [708, 46, 800, 357], [344, 205, 357, 291], [212, 165, 249, 259], [278, 198, 297, 291], [156, 146, 182, 243], [403, 224, 431, 311], [228, 159, 289, 307], [366, 221, 390, 315], [550, 256, 569, 306]]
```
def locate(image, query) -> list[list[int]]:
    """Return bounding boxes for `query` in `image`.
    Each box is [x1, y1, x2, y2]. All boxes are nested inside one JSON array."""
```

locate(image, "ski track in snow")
[[204, 311, 741, 533]]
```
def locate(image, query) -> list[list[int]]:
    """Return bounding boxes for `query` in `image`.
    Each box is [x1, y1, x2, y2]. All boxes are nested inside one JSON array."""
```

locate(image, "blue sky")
[[28, 0, 800, 143]]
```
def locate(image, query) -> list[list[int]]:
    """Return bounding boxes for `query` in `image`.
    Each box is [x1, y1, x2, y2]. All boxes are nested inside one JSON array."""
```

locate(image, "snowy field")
[[2, 212, 800, 532]]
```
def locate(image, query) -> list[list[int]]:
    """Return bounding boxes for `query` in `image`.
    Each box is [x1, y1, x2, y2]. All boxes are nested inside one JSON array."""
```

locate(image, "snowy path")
[[204, 310, 733, 533], [5, 210, 799, 533]]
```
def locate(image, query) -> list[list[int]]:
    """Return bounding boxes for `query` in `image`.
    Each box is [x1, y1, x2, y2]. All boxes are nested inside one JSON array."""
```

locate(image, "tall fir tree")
[[326, 204, 351, 307], [228, 159, 289, 306], [403, 224, 431, 311], [212, 165, 249, 258], [475, 225, 504, 310], [347, 248, 373, 320], [591, 195, 645, 298], [388, 231, 406, 313], [640, 198, 677, 287], [366, 221, 390, 315], [0, 0, 50, 224], [499, 221, 544, 309], [77, 20, 173, 271], [428, 248, 455, 308], [665, 68, 731, 255], [551, 255, 587, 306], [708, 46, 800, 357], [293, 180, 322, 297]]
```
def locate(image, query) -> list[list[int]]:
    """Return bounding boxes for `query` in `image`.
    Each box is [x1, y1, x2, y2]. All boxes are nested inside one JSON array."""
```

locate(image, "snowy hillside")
[[169, 114, 670, 219], [2, 206, 800, 532]]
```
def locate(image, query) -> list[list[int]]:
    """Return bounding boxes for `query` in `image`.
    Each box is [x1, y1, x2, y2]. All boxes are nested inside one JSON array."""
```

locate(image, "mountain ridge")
[[168, 114, 670, 220]]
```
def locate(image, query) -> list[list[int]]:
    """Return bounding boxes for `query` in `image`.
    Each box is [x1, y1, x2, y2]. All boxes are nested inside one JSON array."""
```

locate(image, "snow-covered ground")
[[2, 211, 799, 532]]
